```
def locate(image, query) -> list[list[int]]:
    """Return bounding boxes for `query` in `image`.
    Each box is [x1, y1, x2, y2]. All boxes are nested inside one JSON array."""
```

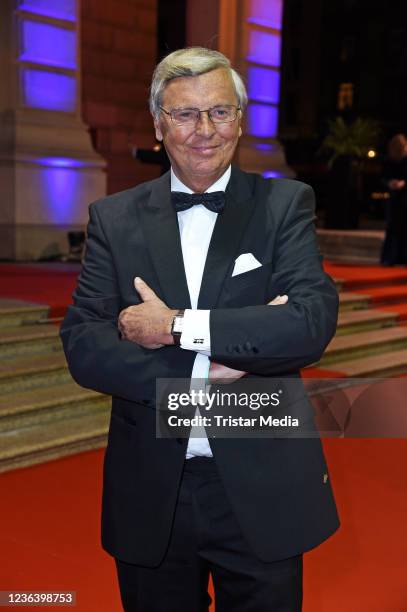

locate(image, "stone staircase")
[[318, 276, 407, 376], [0, 299, 111, 473]]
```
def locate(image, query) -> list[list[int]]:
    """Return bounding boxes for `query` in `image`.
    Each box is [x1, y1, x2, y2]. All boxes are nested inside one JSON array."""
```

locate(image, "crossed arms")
[[60, 184, 338, 403]]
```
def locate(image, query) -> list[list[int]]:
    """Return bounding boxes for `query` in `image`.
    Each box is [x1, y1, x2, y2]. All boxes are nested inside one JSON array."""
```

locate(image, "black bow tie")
[[171, 191, 226, 214]]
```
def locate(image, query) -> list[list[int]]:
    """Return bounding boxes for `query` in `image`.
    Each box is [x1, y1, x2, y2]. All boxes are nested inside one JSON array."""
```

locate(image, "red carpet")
[[0, 451, 122, 611], [324, 262, 407, 289], [301, 367, 346, 378], [0, 264, 80, 318], [1, 442, 407, 611], [356, 284, 407, 303], [376, 302, 407, 321]]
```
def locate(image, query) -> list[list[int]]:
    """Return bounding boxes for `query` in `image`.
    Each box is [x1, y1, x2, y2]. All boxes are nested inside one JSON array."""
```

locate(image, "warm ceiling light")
[[367, 149, 376, 158]]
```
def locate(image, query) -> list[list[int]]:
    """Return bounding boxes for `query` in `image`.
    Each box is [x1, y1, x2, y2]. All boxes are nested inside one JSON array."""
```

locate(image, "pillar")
[[187, 0, 294, 177], [219, 0, 294, 177], [0, 0, 106, 261]]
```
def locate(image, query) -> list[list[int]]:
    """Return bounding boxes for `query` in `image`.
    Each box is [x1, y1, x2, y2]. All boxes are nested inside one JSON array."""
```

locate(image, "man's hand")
[[267, 294, 289, 306], [208, 361, 247, 384], [208, 294, 288, 383], [118, 277, 177, 349]]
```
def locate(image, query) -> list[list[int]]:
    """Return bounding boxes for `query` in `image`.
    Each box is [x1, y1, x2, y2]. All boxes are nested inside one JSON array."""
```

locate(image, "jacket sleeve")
[[60, 203, 195, 404], [209, 184, 339, 375]]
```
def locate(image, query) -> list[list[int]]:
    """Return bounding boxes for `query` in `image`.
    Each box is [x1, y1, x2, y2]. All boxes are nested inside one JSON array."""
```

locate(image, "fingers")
[[208, 361, 247, 384], [268, 294, 288, 305], [134, 277, 160, 302]]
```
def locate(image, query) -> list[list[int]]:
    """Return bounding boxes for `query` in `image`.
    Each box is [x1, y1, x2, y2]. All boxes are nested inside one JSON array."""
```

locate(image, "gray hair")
[[149, 47, 248, 119]]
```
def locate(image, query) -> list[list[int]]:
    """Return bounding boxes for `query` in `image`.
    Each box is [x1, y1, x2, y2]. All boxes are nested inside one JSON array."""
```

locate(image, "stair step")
[[339, 292, 370, 311], [321, 348, 407, 377], [325, 263, 407, 290], [0, 381, 110, 432], [337, 309, 397, 335], [0, 352, 69, 393], [356, 284, 407, 305], [0, 299, 49, 327], [333, 278, 344, 291], [0, 410, 110, 474], [0, 324, 61, 357], [322, 326, 407, 364]]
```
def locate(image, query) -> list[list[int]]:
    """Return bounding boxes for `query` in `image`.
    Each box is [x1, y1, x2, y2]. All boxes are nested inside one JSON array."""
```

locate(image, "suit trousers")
[[115, 457, 303, 612]]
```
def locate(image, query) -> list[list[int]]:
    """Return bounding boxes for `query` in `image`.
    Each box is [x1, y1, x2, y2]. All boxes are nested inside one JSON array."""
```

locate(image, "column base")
[[0, 156, 106, 261], [0, 223, 88, 262]]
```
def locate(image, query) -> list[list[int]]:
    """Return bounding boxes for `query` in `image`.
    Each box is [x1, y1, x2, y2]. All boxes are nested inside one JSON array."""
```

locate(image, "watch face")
[[173, 316, 183, 333]]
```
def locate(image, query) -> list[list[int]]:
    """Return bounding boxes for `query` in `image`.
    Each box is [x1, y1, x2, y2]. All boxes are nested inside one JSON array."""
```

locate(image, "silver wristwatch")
[[171, 309, 185, 345]]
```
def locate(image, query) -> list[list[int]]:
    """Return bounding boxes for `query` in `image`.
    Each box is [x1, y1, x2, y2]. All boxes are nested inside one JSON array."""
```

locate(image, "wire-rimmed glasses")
[[160, 105, 241, 126]]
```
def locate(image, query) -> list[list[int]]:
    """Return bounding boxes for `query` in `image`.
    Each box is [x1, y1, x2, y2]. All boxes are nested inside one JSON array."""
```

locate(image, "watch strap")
[[171, 309, 185, 346]]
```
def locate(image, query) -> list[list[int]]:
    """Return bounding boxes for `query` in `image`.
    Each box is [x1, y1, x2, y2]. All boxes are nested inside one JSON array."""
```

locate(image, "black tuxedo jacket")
[[61, 166, 340, 566]]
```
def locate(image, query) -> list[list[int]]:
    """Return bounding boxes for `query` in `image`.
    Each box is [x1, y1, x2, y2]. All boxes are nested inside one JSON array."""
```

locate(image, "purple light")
[[18, 0, 76, 22], [42, 166, 80, 223], [263, 170, 285, 178], [20, 20, 76, 69], [244, 0, 283, 140], [21, 68, 76, 112], [246, 104, 278, 138], [247, 30, 281, 67], [255, 143, 273, 151], [246, 0, 283, 29], [34, 157, 88, 168], [247, 67, 280, 104]]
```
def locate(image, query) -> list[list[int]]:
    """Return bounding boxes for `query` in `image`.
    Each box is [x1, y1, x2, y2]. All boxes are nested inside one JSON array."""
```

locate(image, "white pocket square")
[[232, 253, 262, 277]]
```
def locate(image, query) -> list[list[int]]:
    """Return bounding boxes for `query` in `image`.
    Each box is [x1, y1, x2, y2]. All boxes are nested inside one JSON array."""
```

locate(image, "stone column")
[[218, 0, 294, 177], [187, 0, 294, 177], [0, 0, 106, 261]]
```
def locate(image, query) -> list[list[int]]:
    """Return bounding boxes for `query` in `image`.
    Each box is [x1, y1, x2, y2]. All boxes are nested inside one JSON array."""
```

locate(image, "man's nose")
[[195, 111, 216, 136]]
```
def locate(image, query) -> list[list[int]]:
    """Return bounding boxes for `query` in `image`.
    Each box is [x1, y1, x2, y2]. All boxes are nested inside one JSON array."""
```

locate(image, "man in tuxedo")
[[61, 47, 340, 611]]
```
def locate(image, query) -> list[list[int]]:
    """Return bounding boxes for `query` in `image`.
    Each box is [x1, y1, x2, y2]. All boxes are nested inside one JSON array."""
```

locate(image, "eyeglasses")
[[160, 105, 241, 126]]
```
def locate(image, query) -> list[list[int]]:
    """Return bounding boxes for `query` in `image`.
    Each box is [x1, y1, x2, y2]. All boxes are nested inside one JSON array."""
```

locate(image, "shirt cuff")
[[180, 309, 211, 354]]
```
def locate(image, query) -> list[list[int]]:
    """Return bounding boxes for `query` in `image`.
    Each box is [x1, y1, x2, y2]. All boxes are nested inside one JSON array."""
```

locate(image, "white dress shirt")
[[171, 165, 231, 458]]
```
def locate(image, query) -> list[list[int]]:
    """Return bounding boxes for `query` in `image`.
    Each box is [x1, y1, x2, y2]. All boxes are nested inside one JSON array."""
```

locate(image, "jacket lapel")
[[138, 172, 192, 309], [138, 167, 257, 311], [197, 167, 257, 309]]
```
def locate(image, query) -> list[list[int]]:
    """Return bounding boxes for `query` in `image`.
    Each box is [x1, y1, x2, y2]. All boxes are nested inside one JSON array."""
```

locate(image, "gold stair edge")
[[0, 297, 50, 314], [339, 292, 370, 302], [0, 384, 107, 416], [0, 304, 49, 315], [326, 326, 407, 353], [0, 436, 107, 474], [322, 348, 407, 376], [0, 426, 109, 460], [0, 353, 67, 380], [0, 327, 60, 344], [338, 309, 397, 323]]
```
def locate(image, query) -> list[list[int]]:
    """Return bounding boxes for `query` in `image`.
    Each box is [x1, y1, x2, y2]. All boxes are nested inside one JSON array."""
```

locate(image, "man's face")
[[154, 68, 242, 191]]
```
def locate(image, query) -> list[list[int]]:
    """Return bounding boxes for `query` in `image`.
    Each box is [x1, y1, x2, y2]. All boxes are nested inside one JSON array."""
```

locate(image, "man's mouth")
[[190, 145, 220, 155]]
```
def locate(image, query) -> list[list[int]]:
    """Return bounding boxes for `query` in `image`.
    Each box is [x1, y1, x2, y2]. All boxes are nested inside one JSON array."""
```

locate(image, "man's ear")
[[238, 125, 242, 137], [154, 118, 163, 142]]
